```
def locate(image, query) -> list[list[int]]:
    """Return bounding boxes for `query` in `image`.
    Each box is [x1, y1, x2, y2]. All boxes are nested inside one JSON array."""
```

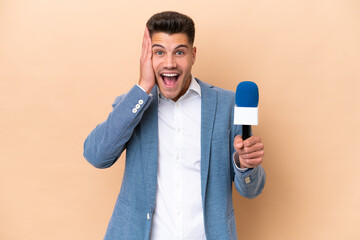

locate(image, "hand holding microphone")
[[233, 81, 264, 169]]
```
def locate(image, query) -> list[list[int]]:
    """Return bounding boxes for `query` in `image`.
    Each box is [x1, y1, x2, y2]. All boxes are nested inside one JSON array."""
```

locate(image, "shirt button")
[[132, 108, 137, 113], [147, 213, 150, 220], [245, 177, 251, 184], [139, 99, 144, 105], [135, 104, 140, 109]]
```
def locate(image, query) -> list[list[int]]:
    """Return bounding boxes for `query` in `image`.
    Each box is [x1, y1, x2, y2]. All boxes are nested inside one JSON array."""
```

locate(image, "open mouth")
[[161, 73, 179, 87]]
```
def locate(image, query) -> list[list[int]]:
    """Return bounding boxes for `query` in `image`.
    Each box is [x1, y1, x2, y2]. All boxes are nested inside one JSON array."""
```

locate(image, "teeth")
[[162, 73, 178, 77]]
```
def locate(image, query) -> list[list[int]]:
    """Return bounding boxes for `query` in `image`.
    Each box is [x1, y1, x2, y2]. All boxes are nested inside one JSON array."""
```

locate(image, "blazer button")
[[135, 104, 140, 109], [132, 108, 137, 113], [138, 99, 144, 105]]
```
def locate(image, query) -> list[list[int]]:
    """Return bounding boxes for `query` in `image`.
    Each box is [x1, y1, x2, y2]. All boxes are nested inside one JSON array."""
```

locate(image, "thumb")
[[233, 135, 244, 151]]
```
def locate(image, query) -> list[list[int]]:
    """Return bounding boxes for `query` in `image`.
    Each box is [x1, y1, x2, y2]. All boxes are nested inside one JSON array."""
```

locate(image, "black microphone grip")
[[242, 125, 251, 140]]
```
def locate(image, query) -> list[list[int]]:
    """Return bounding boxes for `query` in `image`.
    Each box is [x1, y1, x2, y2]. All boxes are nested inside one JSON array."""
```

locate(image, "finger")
[[145, 27, 151, 39], [238, 161, 252, 169], [243, 136, 261, 147], [141, 27, 147, 59], [142, 29, 152, 61], [233, 135, 244, 150], [238, 142, 264, 155], [240, 156, 263, 168], [244, 157, 263, 167], [240, 150, 264, 160], [238, 156, 255, 168], [146, 28, 152, 59]]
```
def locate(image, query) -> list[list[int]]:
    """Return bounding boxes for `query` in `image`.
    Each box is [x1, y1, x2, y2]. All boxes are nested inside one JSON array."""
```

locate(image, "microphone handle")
[[242, 125, 251, 140]]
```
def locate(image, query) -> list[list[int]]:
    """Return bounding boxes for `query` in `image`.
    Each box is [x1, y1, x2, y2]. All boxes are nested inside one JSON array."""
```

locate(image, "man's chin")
[[158, 88, 178, 100], [160, 92, 175, 100]]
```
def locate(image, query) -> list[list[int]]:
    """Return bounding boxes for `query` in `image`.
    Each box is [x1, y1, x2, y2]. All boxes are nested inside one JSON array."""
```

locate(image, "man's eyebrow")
[[152, 44, 165, 48], [175, 44, 189, 49], [151, 44, 189, 49]]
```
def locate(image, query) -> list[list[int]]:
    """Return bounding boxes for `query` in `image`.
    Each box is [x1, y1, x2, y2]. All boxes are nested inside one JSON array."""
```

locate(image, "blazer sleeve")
[[232, 158, 266, 199], [231, 125, 266, 199], [83, 85, 153, 169]]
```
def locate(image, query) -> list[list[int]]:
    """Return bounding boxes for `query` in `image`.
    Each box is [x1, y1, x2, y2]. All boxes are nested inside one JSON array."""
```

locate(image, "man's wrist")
[[138, 82, 153, 94], [137, 84, 147, 93], [233, 152, 249, 172]]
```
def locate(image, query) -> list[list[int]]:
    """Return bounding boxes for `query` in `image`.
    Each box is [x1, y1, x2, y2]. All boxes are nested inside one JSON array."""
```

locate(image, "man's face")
[[151, 32, 196, 102]]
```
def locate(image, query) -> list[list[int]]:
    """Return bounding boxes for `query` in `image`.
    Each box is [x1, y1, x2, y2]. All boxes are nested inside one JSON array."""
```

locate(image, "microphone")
[[234, 81, 259, 140]]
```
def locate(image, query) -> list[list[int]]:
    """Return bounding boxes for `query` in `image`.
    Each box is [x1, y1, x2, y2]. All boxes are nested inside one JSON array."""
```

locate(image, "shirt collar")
[[158, 76, 201, 102], [188, 76, 201, 97]]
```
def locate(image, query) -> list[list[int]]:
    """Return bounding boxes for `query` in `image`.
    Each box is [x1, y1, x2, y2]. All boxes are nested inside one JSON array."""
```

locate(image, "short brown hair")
[[146, 11, 195, 45]]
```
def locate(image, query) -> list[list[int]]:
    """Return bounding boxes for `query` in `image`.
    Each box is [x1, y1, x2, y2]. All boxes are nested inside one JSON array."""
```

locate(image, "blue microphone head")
[[235, 81, 259, 107]]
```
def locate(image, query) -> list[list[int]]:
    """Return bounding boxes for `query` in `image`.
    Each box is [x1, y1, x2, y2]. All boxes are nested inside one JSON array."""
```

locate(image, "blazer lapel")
[[198, 80, 218, 206], [141, 87, 159, 208], [139, 82, 217, 209]]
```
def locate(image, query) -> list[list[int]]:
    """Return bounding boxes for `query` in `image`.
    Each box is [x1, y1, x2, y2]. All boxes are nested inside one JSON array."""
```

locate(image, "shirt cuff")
[[136, 84, 147, 93], [233, 152, 249, 173]]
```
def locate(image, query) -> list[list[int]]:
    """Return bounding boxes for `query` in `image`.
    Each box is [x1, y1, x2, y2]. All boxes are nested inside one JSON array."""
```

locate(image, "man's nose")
[[165, 55, 177, 68]]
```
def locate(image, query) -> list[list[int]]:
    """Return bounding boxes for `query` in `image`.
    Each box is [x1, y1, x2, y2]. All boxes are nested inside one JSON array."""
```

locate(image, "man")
[[84, 11, 265, 240]]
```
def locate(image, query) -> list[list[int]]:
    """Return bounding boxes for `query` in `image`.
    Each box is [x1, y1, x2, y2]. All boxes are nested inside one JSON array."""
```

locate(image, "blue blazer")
[[84, 79, 265, 240]]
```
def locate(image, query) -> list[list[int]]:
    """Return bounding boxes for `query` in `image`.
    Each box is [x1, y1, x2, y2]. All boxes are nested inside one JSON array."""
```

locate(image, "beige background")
[[1, 0, 359, 239]]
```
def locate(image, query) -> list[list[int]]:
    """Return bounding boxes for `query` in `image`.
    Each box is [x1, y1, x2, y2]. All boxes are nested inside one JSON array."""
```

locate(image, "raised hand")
[[138, 27, 156, 94]]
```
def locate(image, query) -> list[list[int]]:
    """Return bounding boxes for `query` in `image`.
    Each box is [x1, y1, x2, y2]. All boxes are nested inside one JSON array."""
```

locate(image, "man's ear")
[[192, 46, 197, 65]]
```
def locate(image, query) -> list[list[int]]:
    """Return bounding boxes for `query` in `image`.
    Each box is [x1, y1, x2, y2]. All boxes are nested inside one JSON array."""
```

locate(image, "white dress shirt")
[[150, 77, 206, 240], [136, 77, 248, 239]]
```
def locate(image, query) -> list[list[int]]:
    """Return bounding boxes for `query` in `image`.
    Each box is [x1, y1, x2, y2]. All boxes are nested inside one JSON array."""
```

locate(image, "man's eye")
[[175, 51, 184, 56], [155, 51, 164, 55]]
